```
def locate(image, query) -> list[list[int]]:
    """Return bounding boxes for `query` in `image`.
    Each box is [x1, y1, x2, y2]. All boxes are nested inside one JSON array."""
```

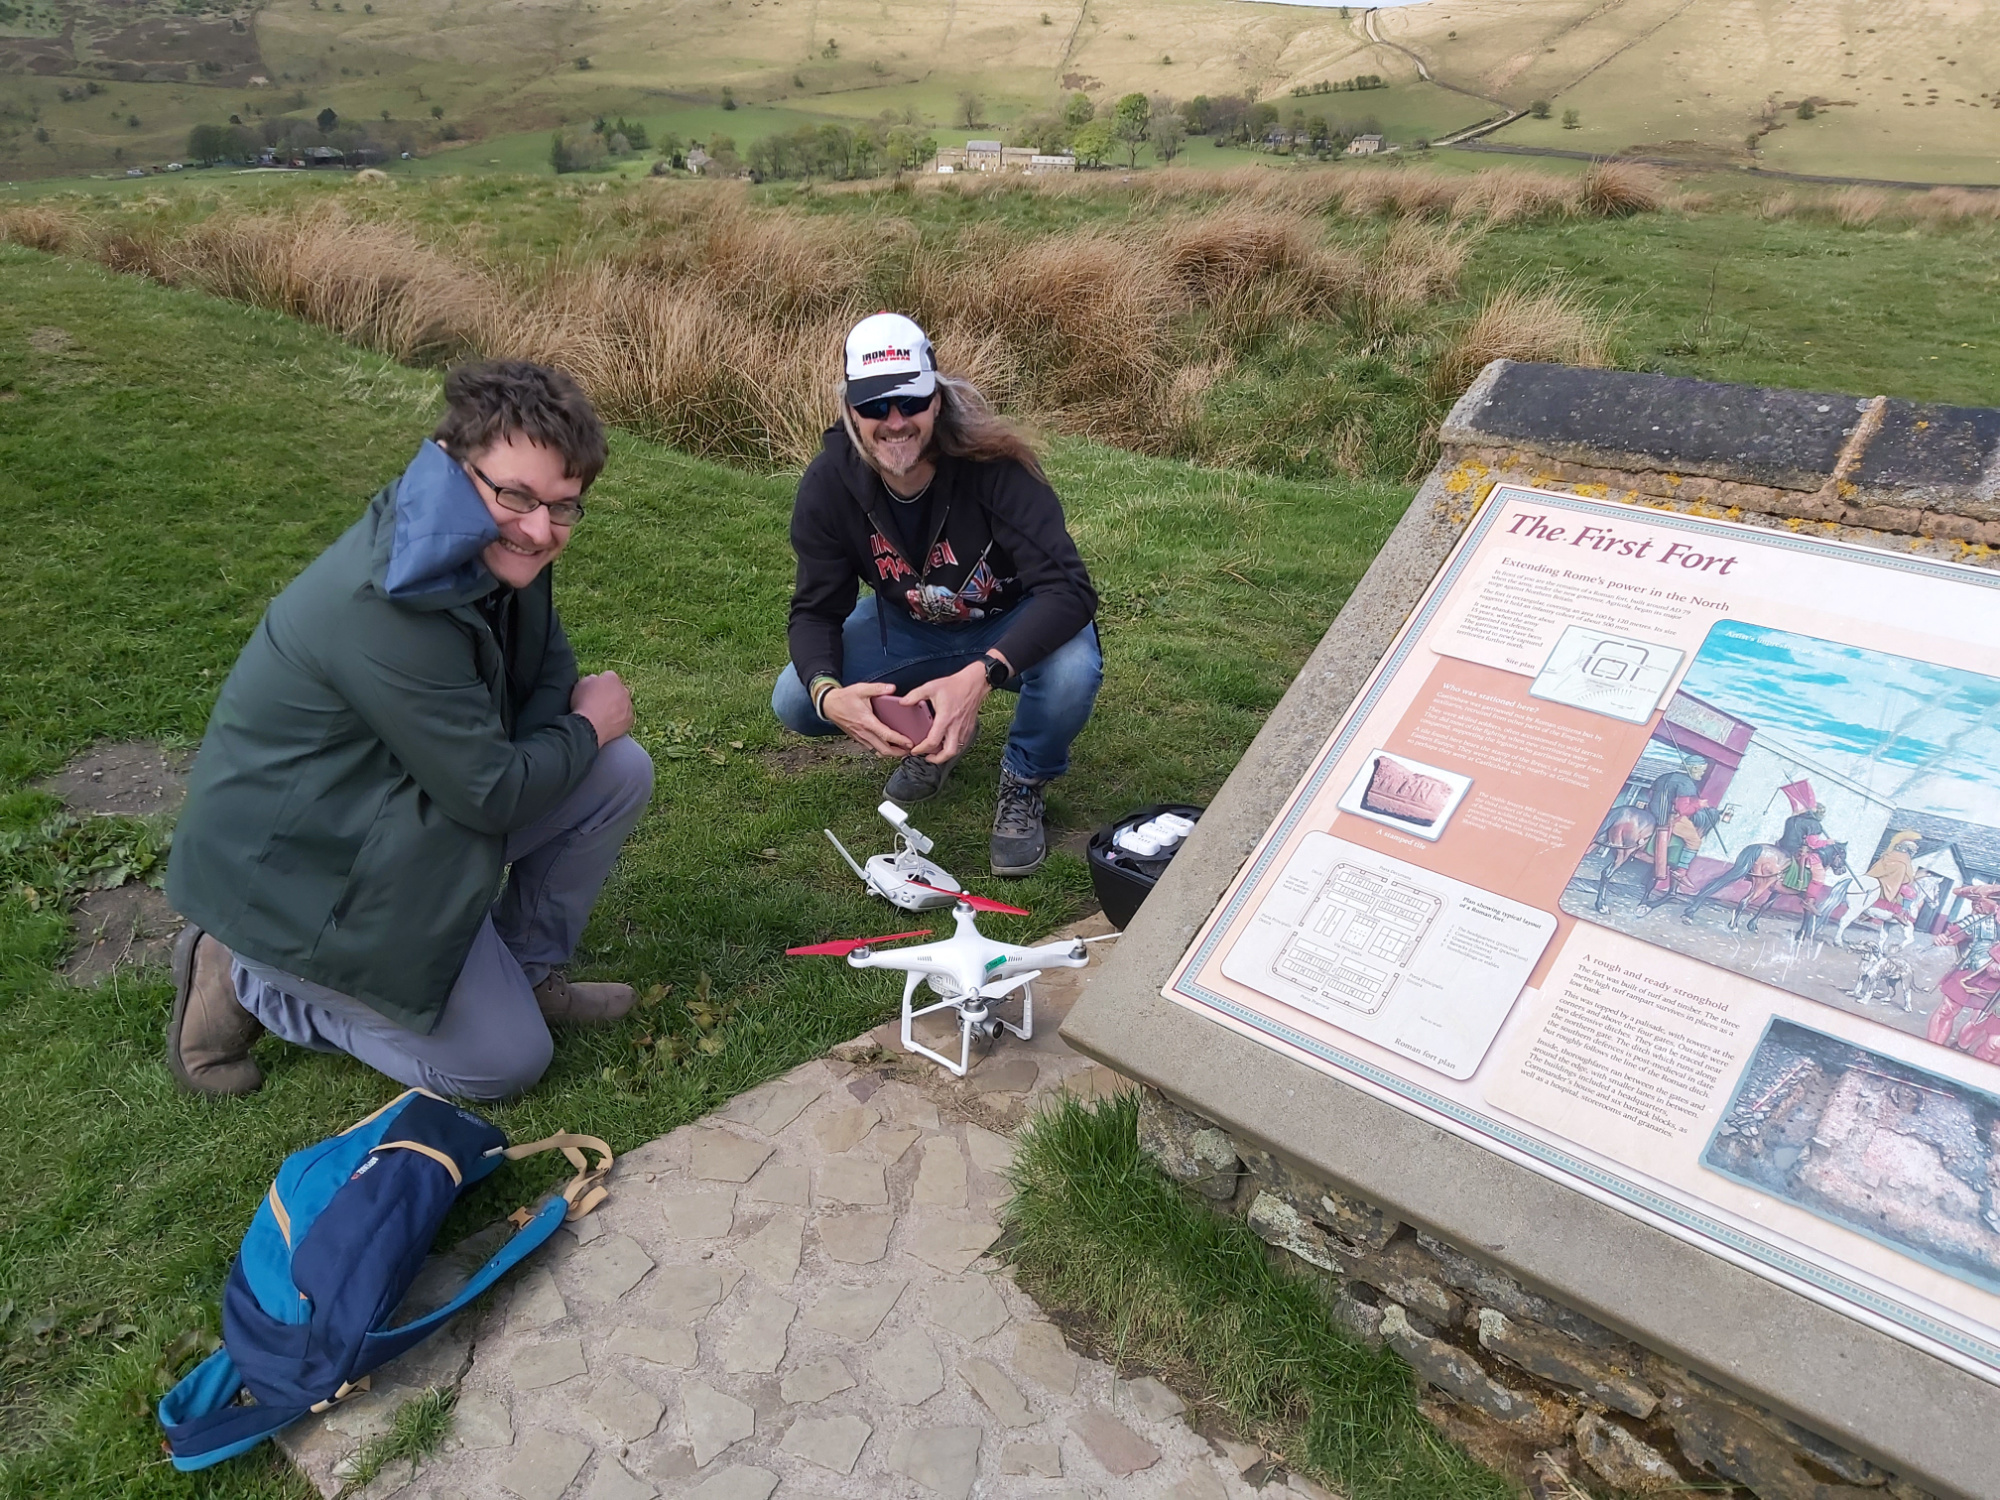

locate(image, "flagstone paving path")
[[278, 916, 1338, 1500]]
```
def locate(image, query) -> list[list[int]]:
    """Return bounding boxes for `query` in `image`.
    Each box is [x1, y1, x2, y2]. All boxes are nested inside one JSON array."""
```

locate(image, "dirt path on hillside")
[[1366, 8, 1508, 110]]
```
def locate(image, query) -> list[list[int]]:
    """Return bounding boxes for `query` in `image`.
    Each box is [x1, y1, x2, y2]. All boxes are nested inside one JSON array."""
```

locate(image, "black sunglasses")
[[851, 392, 937, 421]]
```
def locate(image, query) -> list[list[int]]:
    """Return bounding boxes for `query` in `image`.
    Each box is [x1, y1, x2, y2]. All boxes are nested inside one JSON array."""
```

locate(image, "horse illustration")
[[1583, 772, 1719, 912], [1681, 810, 1836, 933], [1800, 868, 1920, 952]]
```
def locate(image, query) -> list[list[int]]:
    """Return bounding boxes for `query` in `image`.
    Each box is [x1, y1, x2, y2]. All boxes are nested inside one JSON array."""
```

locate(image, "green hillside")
[[13, 0, 1996, 185]]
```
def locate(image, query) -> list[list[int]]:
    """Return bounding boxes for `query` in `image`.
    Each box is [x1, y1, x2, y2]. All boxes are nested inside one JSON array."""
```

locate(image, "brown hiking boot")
[[533, 972, 636, 1027], [167, 925, 265, 1096]]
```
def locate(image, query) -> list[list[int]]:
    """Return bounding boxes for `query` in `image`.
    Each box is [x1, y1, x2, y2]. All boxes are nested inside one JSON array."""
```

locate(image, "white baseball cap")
[[843, 312, 937, 406]]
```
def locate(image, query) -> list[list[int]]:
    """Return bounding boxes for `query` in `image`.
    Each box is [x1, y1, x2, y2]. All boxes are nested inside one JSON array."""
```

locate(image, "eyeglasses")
[[850, 392, 937, 421], [469, 462, 585, 527]]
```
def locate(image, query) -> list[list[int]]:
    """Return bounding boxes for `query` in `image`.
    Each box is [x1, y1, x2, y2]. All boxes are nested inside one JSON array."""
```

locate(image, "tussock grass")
[[1431, 281, 1621, 400], [915, 161, 1663, 227], [7, 185, 1569, 475], [0, 163, 1670, 479], [1005, 1092, 1512, 1500], [1755, 182, 2000, 228]]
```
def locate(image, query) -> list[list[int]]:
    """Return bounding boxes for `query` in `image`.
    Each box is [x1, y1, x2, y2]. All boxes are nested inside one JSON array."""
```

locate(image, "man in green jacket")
[[165, 361, 653, 1099]]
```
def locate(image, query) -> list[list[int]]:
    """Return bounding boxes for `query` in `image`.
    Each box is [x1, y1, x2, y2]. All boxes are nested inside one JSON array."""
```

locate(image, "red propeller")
[[786, 928, 932, 957], [907, 882, 1032, 917]]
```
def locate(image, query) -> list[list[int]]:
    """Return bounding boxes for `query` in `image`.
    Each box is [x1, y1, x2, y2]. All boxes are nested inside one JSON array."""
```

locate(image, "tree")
[[608, 116, 649, 150], [1063, 91, 1096, 127], [1008, 110, 1072, 154], [430, 103, 444, 119], [188, 121, 259, 162], [380, 108, 391, 121], [1529, 98, 1550, 119], [608, 132, 631, 156], [1796, 99, 1817, 120], [1112, 90, 1149, 166], [1561, 107, 1581, 129], [1307, 114, 1330, 153], [721, 85, 736, 110], [549, 128, 607, 173], [1182, 94, 1212, 133], [1070, 117, 1115, 167], [1149, 100, 1185, 163], [883, 124, 936, 170], [317, 106, 338, 133], [957, 91, 981, 128]]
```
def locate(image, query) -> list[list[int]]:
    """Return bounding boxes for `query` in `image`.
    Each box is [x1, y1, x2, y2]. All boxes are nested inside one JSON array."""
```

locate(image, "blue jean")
[[772, 593, 1102, 782], [231, 735, 654, 1099]]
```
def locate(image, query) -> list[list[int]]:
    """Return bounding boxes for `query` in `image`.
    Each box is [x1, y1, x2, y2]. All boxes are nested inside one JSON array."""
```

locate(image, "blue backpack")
[[158, 1088, 612, 1471]]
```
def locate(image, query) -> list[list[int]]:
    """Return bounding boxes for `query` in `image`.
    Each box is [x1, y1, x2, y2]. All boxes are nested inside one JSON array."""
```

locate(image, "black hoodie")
[[786, 425, 1098, 685]]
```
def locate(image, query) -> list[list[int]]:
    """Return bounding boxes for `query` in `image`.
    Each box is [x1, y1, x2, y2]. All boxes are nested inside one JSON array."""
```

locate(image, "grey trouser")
[[231, 736, 654, 1100]]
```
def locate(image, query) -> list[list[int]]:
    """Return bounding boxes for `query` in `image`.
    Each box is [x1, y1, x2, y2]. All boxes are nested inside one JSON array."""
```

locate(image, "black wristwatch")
[[981, 653, 1010, 688]]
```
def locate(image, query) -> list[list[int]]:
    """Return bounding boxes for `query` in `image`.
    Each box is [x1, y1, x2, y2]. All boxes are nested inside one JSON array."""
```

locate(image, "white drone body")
[[825, 802, 963, 912], [846, 902, 1091, 1077]]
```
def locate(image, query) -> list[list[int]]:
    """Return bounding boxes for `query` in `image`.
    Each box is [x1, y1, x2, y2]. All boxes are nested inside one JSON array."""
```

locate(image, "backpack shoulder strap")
[[498, 1131, 614, 1220], [359, 1194, 570, 1365], [357, 1132, 614, 1369]]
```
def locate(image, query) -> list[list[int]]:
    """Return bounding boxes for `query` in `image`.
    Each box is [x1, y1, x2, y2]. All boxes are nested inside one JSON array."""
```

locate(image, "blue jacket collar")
[[378, 441, 501, 607]]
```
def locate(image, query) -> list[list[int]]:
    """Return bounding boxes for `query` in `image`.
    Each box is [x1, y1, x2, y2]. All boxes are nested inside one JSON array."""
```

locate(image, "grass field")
[[5, 159, 1995, 531], [0, 240, 1409, 1498]]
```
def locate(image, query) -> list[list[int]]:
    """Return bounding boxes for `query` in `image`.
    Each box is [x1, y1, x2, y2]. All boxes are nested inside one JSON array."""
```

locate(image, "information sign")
[[1167, 484, 2000, 1381]]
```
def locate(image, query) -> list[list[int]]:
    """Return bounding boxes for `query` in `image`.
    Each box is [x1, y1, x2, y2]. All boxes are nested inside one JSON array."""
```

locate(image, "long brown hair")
[[839, 373, 1046, 483]]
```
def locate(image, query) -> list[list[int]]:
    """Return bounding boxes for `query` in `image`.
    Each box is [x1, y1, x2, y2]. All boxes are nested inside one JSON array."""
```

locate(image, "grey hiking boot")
[[990, 769, 1049, 877], [167, 924, 265, 1096], [884, 752, 959, 806], [883, 722, 975, 807], [533, 971, 637, 1027]]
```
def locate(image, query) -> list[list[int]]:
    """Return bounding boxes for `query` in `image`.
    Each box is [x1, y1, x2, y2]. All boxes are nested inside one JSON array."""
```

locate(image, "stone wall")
[[1431, 362, 2000, 564], [1137, 1086, 1929, 1500]]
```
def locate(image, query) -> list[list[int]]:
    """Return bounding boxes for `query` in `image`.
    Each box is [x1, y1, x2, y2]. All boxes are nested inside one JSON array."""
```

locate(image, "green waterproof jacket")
[[167, 441, 601, 1032]]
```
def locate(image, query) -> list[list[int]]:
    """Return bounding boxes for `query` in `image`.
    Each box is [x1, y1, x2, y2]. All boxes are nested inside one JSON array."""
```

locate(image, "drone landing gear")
[[900, 971, 1039, 1079]]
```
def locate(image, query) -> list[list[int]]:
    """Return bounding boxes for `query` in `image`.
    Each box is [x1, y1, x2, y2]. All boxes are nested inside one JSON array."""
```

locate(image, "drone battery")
[[1089, 802, 1205, 929]]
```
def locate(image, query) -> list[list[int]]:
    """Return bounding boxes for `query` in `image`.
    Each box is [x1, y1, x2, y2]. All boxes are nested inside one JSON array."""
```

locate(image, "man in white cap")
[[772, 313, 1101, 876]]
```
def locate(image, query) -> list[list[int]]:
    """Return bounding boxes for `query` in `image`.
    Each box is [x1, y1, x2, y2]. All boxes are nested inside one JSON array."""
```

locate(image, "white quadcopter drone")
[[789, 897, 1094, 1077], [824, 802, 964, 911]]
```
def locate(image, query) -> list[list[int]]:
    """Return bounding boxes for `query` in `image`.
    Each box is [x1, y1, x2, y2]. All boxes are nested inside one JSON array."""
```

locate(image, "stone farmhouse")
[[930, 140, 1076, 174]]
